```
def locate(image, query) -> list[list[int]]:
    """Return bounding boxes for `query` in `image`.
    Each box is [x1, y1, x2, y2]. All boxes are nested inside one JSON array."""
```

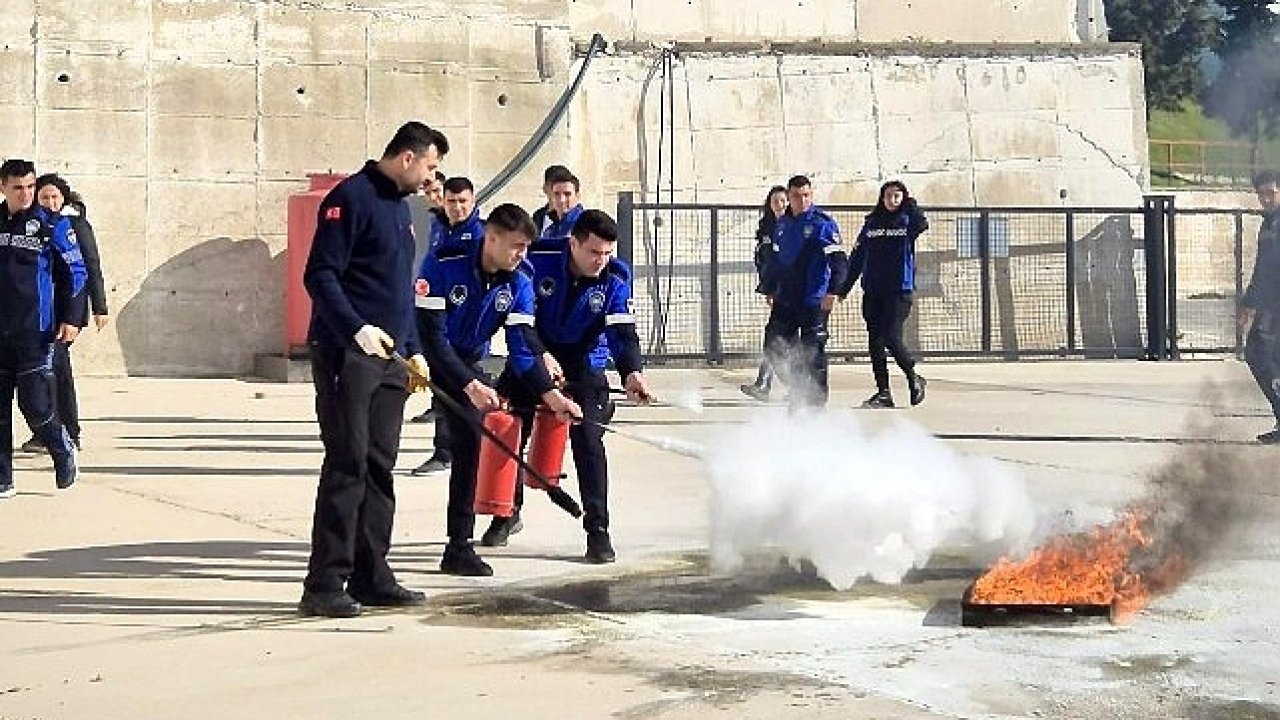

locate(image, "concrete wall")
[[0, 0, 1149, 376]]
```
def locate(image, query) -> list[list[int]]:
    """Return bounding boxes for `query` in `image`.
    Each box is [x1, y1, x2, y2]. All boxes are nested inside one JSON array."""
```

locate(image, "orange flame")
[[968, 509, 1190, 621]]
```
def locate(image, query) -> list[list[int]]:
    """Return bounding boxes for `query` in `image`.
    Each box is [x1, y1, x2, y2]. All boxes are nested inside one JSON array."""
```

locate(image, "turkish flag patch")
[[324, 206, 342, 221], [414, 279, 429, 296]]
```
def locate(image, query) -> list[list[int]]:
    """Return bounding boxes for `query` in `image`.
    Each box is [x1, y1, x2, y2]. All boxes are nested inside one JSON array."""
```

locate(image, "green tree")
[[1205, 0, 1280, 170], [1104, 0, 1219, 112]]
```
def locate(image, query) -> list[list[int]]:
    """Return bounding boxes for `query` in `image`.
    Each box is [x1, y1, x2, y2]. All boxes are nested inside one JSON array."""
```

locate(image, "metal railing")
[[615, 192, 1263, 364]]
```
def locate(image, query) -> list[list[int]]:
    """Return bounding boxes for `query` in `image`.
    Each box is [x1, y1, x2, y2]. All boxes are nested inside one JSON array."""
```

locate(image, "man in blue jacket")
[[410, 175, 486, 476], [417, 203, 581, 577], [758, 175, 848, 408], [0, 158, 86, 498], [298, 122, 445, 618], [481, 210, 653, 561]]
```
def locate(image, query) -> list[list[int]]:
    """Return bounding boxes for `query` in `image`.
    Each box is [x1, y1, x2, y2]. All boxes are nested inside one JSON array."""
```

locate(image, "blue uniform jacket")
[[532, 203, 585, 252], [426, 207, 484, 262], [526, 249, 643, 379], [759, 206, 848, 309], [415, 250, 553, 394], [0, 202, 87, 340], [304, 161, 420, 355], [841, 200, 930, 297]]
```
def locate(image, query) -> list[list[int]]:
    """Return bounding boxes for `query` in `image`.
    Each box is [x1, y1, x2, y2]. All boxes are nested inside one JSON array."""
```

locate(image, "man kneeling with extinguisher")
[[417, 203, 581, 576], [484, 208, 654, 563]]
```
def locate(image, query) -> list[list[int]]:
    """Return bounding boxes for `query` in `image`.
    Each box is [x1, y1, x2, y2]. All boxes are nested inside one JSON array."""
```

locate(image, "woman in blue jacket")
[[839, 180, 929, 408], [741, 185, 787, 401]]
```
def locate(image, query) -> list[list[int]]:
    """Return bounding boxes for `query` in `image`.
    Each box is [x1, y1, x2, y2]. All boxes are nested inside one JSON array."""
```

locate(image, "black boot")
[[584, 529, 616, 564], [908, 373, 927, 406], [440, 542, 494, 576], [861, 390, 895, 409], [298, 589, 362, 618], [479, 512, 523, 547]]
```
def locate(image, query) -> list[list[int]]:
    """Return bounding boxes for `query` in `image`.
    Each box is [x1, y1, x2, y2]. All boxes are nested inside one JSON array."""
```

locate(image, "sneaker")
[[19, 436, 43, 453], [298, 589, 362, 618], [479, 513, 523, 547], [409, 408, 434, 424], [739, 383, 770, 402], [53, 450, 78, 490], [1258, 427, 1280, 444], [0, 481, 15, 499], [347, 583, 426, 608], [410, 456, 450, 476], [440, 542, 494, 576], [584, 529, 616, 564], [908, 374, 927, 406], [861, 391, 895, 409]]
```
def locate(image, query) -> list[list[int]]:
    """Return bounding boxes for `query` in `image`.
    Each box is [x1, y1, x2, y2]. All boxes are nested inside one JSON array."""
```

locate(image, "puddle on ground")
[[1185, 699, 1280, 720], [1101, 653, 1197, 677], [422, 554, 981, 630]]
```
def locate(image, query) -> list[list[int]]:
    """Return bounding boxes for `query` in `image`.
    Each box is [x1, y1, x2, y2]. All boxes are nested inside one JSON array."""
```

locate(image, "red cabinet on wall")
[[284, 173, 346, 357]]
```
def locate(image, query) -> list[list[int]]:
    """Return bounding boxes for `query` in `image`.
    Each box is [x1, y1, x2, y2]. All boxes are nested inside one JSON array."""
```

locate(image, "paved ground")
[[1, 359, 1277, 719]]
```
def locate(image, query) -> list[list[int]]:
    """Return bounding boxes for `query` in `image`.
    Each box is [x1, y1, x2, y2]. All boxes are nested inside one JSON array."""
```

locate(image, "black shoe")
[[411, 456, 450, 476], [479, 513, 523, 547], [18, 436, 43, 453], [584, 529, 616, 564], [908, 374, 927, 406], [861, 391, 895, 409], [409, 408, 435, 424], [347, 583, 426, 608], [440, 543, 493, 576], [1258, 427, 1280, 444], [0, 480, 14, 499], [298, 589, 363, 618], [53, 450, 77, 490], [739, 383, 770, 402]]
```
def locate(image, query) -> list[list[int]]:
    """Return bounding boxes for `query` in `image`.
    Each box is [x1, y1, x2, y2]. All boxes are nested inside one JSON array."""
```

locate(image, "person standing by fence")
[[837, 180, 929, 409], [741, 185, 788, 402], [1239, 170, 1280, 444]]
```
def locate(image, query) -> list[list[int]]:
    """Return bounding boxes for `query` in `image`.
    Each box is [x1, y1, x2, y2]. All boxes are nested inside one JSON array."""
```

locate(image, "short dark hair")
[[1254, 170, 1279, 190], [544, 165, 580, 192], [571, 208, 618, 243], [382, 121, 449, 159], [787, 175, 811, 190], [443, 176, 474, 195], [486, 203, 537, 240], [36, 173, 73, 203], [1, 158, 36, 182]]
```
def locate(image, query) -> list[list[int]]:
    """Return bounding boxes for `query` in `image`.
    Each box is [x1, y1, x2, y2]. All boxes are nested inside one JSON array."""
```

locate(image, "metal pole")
[[1235, 211, 1245, 357], [617, 191, 635, 269], [979, 211, 992, 354], [707, 208, 724, 364], [1064, 211, 1077, 355], [1142, 195, 1168, 360], [1164, 196, 1180, 360]]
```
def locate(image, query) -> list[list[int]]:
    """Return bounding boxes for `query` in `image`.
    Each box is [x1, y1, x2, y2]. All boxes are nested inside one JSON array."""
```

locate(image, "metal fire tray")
[[960, 584, 1113, 627]]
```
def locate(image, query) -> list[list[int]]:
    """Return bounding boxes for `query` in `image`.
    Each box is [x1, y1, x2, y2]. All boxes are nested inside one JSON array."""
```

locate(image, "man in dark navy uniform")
[[298, 122, 446, 618], [482, 209, 653, 563], [417, 203, 581, 577], [758, 175, 848, 408], [1239, 170, 1280, 443], [0, 158, 86, 498]]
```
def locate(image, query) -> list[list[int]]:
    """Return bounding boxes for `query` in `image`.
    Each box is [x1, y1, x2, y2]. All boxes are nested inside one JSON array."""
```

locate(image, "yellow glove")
[[405, 353, 430, 393]]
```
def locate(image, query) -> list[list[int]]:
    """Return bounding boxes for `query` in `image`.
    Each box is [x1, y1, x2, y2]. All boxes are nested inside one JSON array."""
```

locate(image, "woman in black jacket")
[[740, 185, 788, 401], [838, 180, 929, 408], [19, 174, 108, 452]]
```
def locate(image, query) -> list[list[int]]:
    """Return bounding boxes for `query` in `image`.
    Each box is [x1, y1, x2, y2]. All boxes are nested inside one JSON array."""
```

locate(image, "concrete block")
[[974, 165, 1069, 205], [469, 21, 540, 75], [962, 60, 1060, 113], [261, 61, 368, 119], [856, 0, 1075, 43], [151, 61, 257, 118], [149, 115, 257, 181], [0, 0, 34, 44], [781, 122, 880, 180], [871, 59, 967, 116], [779, 65, 876, 125], [1056, 58, 1143, 111], [260, 116, 368, 177], [152, 0, 256, 63], [368, 64, 470, 129], [567, 0, 634, 44], [970, 111, 1062, 163], [0, 105, 35, 157], [1056, 109, 1144, 165], [261, 6, 368, 62], [37, 44, 146, 111], [146, 181, 259, 259], [877, 111, 973, 175], [687, 74, 782, 131], [469, 131, 536, 181], [691, 126, 785, 184], [37, 0, 149, 44], [467, 78, 560, 136], [0, 48, 35, 105], [369, 14, 468, 65], [890, 169, 976, 206], [38, 108, 147, 175], [255, 179, 308, 240]]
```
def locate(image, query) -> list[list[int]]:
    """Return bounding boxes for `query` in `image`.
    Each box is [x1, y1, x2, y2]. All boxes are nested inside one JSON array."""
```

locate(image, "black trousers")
[[23, 341, 79, 441], [438, 371, 486, 545], [1244, 311, 1280, 423], [0, 340, 75, 482], [430, 394, 452, 462], [304, 345, 408, 594], [763, 303, 830, 407], [862, 293, 917, 391], [497, 371, 612, 532]]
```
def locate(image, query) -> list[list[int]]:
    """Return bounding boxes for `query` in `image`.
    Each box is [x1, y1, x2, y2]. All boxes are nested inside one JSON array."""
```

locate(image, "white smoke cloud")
[[705, 408, 1040, 589]]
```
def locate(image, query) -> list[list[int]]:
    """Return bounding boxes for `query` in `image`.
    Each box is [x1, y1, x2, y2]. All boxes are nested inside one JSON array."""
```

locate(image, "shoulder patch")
[[414, 278, 429, 296], [25, 219, 41, 235], [66, 228, 78, 245], [537, 276, 557, 297], [449, 284, 468, 305], [324, 206, 342, 221], [494, 287, 514, 313]]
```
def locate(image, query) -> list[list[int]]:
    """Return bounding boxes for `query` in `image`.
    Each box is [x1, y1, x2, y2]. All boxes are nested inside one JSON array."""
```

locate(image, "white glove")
[[354, 325, 393, 359]]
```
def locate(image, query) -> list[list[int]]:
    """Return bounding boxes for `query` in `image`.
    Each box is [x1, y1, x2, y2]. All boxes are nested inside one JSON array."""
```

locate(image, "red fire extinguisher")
[[525, 407, 570, 488], [474, 409, 520, 517]]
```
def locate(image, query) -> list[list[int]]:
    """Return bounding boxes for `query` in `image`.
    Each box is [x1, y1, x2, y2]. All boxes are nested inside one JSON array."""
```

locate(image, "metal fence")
[[615, 193, 1265, 363]]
